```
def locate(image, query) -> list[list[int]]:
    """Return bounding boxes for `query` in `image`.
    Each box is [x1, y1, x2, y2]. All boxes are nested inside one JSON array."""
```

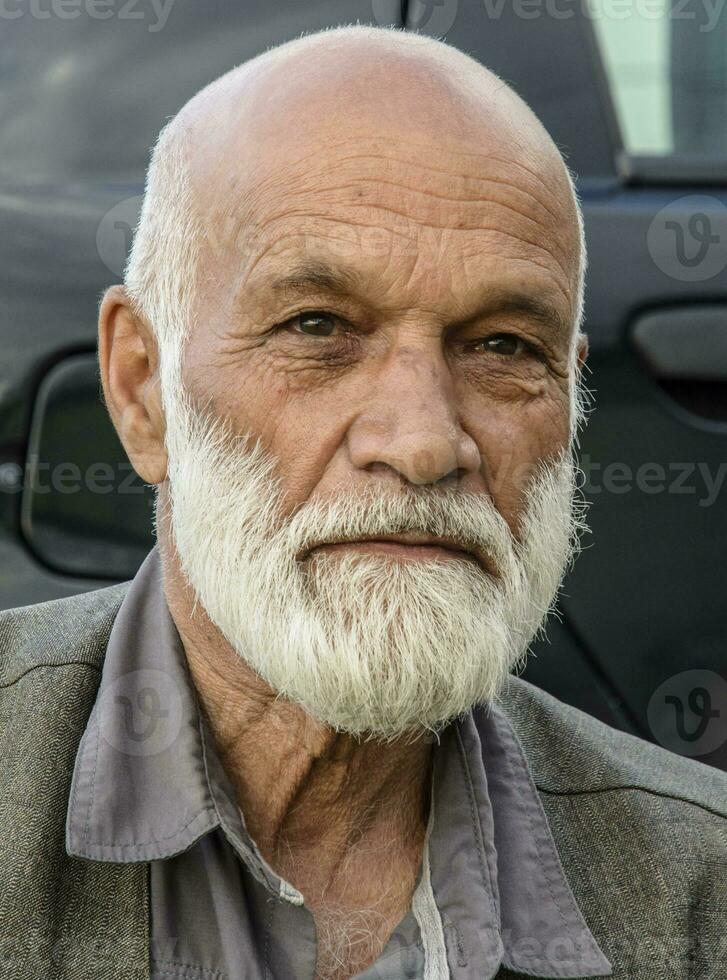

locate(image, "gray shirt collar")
[[67, 547, 612, 978]]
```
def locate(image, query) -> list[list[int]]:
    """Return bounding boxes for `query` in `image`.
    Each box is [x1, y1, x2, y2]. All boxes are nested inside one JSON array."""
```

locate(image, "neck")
[[158, 532, 432, 975]]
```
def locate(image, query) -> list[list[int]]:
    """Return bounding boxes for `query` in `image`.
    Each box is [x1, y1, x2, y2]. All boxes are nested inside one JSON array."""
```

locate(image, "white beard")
[[163, 391, 581, 739]]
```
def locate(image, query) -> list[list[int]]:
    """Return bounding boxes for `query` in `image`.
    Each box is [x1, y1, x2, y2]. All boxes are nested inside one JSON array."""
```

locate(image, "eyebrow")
[[267, 261, 365, 298], [260, 260, 570, 336], [484, 292, 571, 337]]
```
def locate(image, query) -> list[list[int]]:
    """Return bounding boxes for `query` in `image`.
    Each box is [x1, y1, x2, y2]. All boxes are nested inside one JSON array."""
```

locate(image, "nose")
[[347, 345, 481, 486]]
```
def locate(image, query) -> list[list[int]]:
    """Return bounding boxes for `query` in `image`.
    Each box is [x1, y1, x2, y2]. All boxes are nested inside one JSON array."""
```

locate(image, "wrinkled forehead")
[[180, 44, 582, 323]]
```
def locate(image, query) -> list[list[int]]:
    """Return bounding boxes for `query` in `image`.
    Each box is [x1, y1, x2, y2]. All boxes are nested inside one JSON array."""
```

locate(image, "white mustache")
[[281, 485, 517, 579]]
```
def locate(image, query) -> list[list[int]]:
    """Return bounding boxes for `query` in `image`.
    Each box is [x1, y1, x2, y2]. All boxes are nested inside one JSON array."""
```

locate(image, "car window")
[[590, 0, 727, 162]]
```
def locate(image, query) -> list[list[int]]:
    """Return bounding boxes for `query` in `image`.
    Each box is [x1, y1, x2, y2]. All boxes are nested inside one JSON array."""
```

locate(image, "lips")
[[304, 532, 491, 573]]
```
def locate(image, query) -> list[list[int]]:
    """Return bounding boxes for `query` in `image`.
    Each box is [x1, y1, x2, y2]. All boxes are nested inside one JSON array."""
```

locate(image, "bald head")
[[177, 26, 560, 173], [182, 28, 578, 275]]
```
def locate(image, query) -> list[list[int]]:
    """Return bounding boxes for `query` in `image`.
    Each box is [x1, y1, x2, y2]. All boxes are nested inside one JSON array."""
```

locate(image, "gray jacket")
[[1, 582, 727, 979]]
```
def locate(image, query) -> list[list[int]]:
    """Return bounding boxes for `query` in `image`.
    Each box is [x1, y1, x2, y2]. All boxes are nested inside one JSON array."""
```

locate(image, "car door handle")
[[632, 305, 727, 381]]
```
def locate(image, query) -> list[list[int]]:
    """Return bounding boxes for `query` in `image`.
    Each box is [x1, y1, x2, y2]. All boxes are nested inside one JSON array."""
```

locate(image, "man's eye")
[[473, 333, 524, 356], [290, 312, 339, 337]]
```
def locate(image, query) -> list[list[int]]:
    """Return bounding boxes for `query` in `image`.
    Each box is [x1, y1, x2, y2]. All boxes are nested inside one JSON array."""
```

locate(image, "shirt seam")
[[454, 724, 500, 935], [75, 805, 218, 850], [411, 796, 449, 980], [198, 708, 238, 851], [81, 701, 101, 849]]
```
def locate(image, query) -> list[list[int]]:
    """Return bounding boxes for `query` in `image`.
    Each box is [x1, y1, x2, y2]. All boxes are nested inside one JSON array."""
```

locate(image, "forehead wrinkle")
[[183, 81, 578, 261], [311, 177, 566, 260], [301, 144, 570, 230], [177, 68, 580, 326], [272, 134, 571, 216], [224, 143, 570, 245], [220, 222, 575, 329], [221, 170, 577, 297], [203, 151, 578, 307], [239, 210, 575, 306]]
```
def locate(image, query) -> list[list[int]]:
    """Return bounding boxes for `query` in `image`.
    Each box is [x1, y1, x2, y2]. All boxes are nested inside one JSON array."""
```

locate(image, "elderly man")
[[1, 23, 726, 980]]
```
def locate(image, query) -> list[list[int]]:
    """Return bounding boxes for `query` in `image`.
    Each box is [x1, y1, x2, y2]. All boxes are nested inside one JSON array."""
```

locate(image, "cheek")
[[467, 389, 571, 533], [184, 326, 362, 511], [227, 365, 358, 509]]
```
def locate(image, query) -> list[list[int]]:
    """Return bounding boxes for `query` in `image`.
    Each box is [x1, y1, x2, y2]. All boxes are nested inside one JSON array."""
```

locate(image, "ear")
[[98, 285, 168, 485]]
